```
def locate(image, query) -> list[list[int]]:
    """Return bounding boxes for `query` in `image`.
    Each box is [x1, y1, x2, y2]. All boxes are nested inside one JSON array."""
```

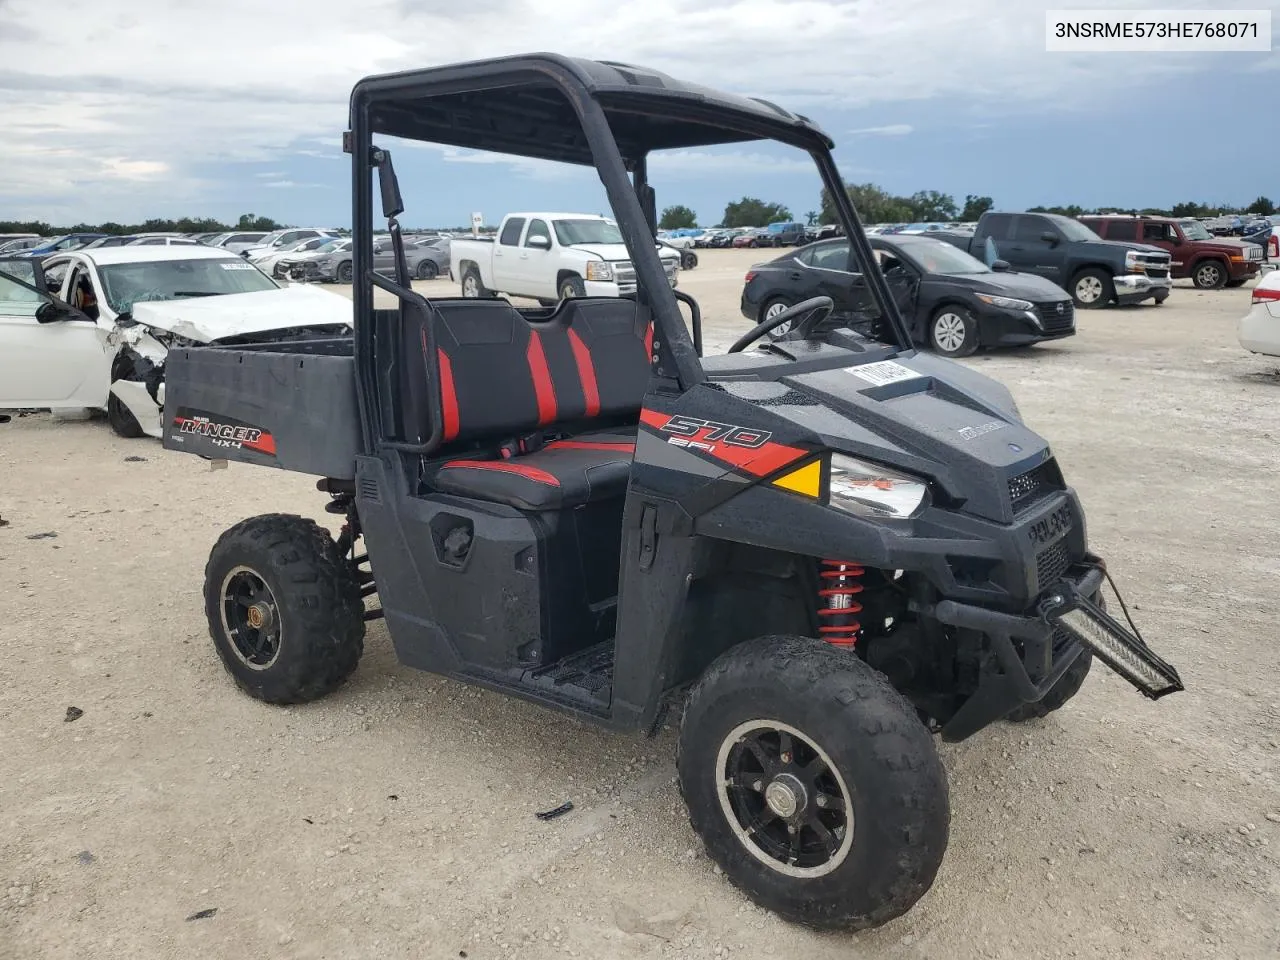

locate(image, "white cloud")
[[0, 0, 1255, 219], [848, 124, 913, 136]]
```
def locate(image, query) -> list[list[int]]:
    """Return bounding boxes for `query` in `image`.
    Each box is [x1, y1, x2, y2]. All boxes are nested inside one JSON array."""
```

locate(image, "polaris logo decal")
[[1029, 502, 1072, 546], [957, 420, 1006, 440], [172, 410, 277, 455]]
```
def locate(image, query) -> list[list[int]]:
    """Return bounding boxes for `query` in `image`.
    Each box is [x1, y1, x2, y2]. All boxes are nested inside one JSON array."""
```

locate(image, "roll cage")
[[344, 53, 912, 455]]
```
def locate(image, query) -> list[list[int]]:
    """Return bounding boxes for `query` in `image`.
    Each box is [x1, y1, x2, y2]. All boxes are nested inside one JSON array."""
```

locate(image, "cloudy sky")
[[0, 0, 1275, 228]]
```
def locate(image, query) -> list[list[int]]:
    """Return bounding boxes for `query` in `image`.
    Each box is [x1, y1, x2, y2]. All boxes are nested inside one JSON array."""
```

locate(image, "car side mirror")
[[1040, 231, 1058, 245], [991, 259, 1011, 272], [527, 235, 551, 250], [34, 299, 81, 324]]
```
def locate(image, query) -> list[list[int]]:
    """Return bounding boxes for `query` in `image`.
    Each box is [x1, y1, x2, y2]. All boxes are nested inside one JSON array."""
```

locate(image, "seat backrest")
[[402, 297, 653, 446]]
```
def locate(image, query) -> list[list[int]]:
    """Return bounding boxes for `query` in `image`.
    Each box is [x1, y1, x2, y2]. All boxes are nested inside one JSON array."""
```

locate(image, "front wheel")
[[106, 386, 145, 438], [559, 275, 586, 299], [336, 261, 353, 284], [204, 514, 365, 705], [1192, 260, 1227, 289], [416, 259, 439, 280], [1070, 268, 1114, 309], [929, 306, 978, 357], [677, 637, 950, 930]]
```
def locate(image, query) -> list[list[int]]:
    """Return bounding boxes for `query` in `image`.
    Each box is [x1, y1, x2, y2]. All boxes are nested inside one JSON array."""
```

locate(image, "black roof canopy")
[[350, 53, 835, 167]]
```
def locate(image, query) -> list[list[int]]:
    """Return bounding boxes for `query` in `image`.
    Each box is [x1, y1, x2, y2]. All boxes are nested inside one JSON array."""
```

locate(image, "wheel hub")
[[245, 603, 273, 631], [764, 774, 806, 819]]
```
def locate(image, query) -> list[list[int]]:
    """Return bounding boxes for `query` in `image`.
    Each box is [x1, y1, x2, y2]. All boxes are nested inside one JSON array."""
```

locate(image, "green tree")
[[960, 195, 994, 220], [805, 210, 819, 225], [819, 182, 912, 225], [906, 190, 958, 221], [722, 197, 792, 228], [237, 213, 281, 231], [1247, 195, 1275, 216], [658, 204, 697, 229]]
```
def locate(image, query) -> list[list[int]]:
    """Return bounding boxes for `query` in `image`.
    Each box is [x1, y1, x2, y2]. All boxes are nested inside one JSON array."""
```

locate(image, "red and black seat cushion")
[[399, 297, 654, 509], [426, 430, 636, 511]]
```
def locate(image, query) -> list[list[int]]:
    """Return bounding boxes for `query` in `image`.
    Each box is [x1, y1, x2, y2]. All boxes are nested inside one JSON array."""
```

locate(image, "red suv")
[[1079, 215, 1265, 289]]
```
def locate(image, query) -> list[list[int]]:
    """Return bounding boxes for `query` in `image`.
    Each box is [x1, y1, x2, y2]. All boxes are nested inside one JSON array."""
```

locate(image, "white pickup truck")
[[450, 212, 680, 303]]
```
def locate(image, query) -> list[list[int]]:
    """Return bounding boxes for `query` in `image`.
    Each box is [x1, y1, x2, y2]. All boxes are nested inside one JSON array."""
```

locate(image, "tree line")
[[0, 213, 285, 236], [657, 188, 1277, 230]]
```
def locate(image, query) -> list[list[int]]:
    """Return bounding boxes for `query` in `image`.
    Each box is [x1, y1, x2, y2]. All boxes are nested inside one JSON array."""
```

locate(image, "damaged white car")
[[0, 247, 351, 438]]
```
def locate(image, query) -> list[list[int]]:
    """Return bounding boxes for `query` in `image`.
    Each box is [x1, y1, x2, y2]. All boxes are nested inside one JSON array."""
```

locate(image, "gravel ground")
[[2, 249, 1278, 960]]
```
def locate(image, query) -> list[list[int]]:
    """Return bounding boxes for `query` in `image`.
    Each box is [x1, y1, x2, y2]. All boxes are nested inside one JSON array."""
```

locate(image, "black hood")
[[939, 271, 1071, 301]]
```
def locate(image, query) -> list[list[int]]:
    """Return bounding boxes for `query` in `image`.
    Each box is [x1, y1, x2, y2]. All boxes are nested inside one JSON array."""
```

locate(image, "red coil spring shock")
[[818, 560, 865, 647]]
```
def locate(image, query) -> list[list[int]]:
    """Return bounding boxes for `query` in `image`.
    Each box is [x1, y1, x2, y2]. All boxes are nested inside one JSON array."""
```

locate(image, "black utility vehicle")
[[741, 234, 1075, 356], [934, 212, 1172, 308], [159, 55, 1183, 931]]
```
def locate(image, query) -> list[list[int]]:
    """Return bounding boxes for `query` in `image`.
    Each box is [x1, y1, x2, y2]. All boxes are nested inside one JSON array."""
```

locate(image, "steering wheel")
[[727, 296, 834, 353]]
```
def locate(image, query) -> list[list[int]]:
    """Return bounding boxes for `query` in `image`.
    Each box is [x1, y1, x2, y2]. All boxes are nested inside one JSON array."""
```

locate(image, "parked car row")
[[741, 233, 1077, 357]]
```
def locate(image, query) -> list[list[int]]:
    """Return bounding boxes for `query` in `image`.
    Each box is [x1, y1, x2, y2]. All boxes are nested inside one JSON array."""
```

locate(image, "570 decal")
[[658, 415, 772, 453]]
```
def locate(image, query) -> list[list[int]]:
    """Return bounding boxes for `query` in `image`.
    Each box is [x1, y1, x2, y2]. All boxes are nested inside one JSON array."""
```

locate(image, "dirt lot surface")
[[2, 248, 1278, 960]]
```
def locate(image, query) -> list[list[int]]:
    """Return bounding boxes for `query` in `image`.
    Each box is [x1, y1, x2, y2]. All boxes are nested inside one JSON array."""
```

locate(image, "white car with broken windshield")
[[0, 247, 351, 438]]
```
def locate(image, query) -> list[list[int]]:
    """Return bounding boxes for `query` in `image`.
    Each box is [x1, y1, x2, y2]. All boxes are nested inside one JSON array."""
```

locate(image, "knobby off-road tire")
[[677, 636, 950, 930], [204, 514, 365, 705]]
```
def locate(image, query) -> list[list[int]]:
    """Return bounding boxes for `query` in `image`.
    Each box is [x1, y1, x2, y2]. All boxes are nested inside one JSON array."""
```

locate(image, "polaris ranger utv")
[[161, 54, 1183, 930]]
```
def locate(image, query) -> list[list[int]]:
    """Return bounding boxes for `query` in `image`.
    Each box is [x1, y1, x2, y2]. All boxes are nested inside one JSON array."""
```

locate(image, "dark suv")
[[1079, 215, 1265, 290]]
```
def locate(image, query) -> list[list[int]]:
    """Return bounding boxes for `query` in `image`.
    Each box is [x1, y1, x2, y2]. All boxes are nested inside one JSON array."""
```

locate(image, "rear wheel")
[[204, 514, 365, 705], [677, 636, 949, 930], [1070, 268, 1113, 308], [929, 306, 978, 357], [461, 266, 488, 298], [1192, 260, 1227, 289], [760, 297, 794, 340]]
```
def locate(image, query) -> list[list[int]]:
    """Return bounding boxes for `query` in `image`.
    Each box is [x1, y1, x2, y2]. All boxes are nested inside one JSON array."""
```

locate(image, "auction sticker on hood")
[[845, 360, 922, 386]]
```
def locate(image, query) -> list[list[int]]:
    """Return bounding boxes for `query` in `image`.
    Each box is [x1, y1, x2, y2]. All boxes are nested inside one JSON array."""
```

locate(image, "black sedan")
[[740, 235, 1075, 356]]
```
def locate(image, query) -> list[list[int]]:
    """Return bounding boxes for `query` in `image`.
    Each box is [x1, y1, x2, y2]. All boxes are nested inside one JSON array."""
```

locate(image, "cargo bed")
[[161, 338, 362, 479]]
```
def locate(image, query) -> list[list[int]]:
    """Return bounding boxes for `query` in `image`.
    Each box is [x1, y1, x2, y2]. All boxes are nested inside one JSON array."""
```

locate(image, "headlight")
[[585, 260, 613, 281], [1124, 249, 1143, 271], [976, 293, 1033, 311], [828, 454, 929, 520]]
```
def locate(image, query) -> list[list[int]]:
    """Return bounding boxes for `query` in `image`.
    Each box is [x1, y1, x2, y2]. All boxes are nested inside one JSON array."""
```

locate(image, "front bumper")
[[1114, 272, 1172, 302], [288, 260, 338, 282]]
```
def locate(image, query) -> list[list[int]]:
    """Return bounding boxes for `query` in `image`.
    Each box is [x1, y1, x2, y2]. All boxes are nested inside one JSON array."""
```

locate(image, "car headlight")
[[828, 454, 929, 520], [976, 293, 1033, 311], [585, 261, 613, 281]]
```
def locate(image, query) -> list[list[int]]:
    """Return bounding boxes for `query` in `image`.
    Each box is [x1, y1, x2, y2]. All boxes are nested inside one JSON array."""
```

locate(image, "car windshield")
[[553, 219, 622, 246], [1178, 220, 1212, 241], [1048, 216, 1100, 242], [903, 241, 991, 275], [314, 239, 350, 254], [98, 258, 278, 314]]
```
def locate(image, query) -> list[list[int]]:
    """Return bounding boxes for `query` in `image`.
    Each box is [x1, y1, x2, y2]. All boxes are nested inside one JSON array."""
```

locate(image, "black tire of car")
[[1224, 278, 1247, 288], [461, 266, 489, 298], [686, 252, 698, 269], [416, 259, 439, 280], [759, 297, 794, 340], [203, 514, 365, 705], [1153, 291, 1169, 304], [337, 261, 353, 283], [1069, 268, 1114, 309], [106, 389, 145, 438], [677, 636, 950, 931], [928, 305, 978, 357], [1192, 259, 1228, 290], [559, 275, 586, 299]]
